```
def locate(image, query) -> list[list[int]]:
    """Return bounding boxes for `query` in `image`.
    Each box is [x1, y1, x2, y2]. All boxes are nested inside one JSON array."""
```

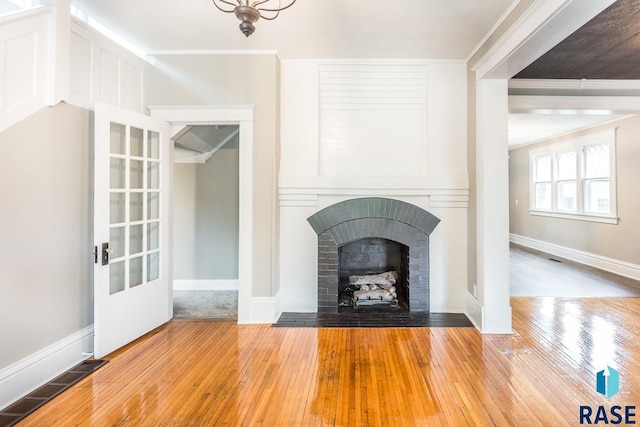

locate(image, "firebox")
[[338, 238, 409, 311], [307, 197, 440, 314]]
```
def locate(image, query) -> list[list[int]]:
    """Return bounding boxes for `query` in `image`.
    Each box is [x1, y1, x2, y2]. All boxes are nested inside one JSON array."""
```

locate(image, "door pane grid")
[[124, 125, 131, 291], [108, 122, 162, 294], [142, 129, 148, 285]]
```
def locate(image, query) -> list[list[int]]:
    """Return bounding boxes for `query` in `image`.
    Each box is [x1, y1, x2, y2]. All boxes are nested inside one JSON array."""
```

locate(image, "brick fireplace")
[[307, 197, 440, 313]]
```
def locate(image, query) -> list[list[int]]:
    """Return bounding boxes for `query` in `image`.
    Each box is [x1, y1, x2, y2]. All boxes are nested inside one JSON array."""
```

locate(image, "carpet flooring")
[[173, 290, 238, 318]]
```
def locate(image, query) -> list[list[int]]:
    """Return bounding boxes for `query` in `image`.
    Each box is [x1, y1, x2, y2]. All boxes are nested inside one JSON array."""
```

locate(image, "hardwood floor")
[[17, 298, 640, 426], [510, 244, 640, 297]]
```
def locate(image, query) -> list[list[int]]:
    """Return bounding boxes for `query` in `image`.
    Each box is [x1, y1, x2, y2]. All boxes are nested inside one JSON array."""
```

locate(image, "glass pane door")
[[108, 123, 161, 295]]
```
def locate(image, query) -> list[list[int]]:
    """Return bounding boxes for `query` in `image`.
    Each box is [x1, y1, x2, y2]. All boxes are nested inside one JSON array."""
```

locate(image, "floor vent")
[[0, 359, 107, 427]]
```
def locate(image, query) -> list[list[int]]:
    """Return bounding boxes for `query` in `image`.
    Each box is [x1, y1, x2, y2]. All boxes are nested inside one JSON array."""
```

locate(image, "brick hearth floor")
[[272, 309, 473, 328]]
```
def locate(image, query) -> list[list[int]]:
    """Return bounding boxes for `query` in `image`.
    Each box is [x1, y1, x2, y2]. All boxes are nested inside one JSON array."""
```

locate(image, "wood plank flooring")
[[17, 298, 640, 426], [510, 244, 640, 297]]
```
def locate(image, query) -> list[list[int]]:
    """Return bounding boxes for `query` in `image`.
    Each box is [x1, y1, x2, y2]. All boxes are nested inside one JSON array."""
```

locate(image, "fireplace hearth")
[[308, 197, 440, 314]]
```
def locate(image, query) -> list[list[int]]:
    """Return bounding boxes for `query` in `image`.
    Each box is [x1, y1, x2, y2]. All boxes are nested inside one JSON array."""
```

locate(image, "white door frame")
[[149, 105, 254, 324], [468, 0, 616, 333]]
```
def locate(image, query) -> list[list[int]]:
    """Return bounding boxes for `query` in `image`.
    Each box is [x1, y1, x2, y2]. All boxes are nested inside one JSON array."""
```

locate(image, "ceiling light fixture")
[[212, 0, 297, 38]]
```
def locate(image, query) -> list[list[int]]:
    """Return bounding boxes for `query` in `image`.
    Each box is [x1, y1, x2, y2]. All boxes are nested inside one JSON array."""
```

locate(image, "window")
[[533, 154, 552, 210], [583, 143, 611, 214], [556, 150, 577, 211], [529, 129, 617, 224]]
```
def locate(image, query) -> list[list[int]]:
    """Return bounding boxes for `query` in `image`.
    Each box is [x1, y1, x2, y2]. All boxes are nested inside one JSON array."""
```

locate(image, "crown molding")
[[509, 79, 640, 91], [509, 95, 640, 114], [146, 49, 278, 56]]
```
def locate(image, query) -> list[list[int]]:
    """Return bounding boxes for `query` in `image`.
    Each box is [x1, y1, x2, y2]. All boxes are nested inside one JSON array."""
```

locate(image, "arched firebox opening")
[[308, 197, 440, 314]]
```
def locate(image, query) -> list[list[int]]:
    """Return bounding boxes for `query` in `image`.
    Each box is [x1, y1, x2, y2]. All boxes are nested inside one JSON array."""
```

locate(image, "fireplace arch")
[[307, 197, 440, 313]]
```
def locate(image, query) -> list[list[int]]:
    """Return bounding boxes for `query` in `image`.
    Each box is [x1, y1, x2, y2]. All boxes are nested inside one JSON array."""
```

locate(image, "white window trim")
[[529, 128, 618, 225]]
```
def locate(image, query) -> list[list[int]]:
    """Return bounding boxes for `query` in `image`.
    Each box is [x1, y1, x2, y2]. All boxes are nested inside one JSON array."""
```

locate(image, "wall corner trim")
[[465, 292, 483, 332], [238, 297, 277, 324], [0, 325, 94, 410], [510, 233, 640, 281]]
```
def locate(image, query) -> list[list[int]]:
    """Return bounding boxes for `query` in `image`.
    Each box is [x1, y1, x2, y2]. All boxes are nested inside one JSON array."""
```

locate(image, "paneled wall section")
[[68, 18, 144, 113], [318, 64, 428, 177], [0, 8, 49, 132]]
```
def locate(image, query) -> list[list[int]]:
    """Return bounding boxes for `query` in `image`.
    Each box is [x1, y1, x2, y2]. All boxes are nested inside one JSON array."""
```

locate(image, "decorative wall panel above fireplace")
[[307, 197, 440, 313]]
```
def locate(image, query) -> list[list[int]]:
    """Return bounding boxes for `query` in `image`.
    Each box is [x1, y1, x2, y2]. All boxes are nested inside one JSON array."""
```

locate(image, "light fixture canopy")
[[212, 0, 297, 37]]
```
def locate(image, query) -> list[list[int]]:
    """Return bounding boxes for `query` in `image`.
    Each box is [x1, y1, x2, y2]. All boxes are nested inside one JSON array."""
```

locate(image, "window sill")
[[529, 210, 619, 224]]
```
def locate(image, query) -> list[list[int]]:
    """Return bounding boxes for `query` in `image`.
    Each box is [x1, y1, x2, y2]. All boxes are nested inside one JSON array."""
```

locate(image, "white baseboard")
[[0, 325, 94, 410], [249, 297, 277, 324], [173, 279, 239, 291], [510, 233, 640, 281], [465, 292, 482, 332]]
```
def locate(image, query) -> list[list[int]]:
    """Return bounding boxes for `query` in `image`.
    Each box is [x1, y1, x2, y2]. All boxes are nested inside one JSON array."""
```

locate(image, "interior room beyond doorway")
[[172, 124, 240, 318]]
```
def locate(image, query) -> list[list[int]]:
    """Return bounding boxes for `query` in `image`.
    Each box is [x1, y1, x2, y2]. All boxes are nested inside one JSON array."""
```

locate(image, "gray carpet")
[[173, 290, 238, 318]]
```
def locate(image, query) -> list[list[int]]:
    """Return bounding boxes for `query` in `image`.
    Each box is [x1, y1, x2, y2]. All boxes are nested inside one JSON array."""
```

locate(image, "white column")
[[476, 78, 512, 333], [47, 0, 71, 105]]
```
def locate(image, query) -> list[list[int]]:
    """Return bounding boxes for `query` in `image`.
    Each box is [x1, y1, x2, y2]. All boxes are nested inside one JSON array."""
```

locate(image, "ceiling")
[[173, 125, 239, 163], [70, 0, 515, 59], [509, 0, 640, 148], [67, 0, 639, 148], [508, 113, 626, 148], [514, 0, 640, 80]]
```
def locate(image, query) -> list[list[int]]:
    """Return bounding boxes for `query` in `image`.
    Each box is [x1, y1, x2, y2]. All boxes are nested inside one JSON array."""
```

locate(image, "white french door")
[[94, 102, 172, 359]]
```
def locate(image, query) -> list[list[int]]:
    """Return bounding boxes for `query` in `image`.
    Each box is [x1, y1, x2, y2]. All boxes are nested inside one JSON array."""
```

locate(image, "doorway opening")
[[171, 124, 240, 318]]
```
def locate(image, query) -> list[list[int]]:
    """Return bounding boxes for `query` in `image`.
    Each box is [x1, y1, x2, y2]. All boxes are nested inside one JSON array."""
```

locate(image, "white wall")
[[0, 7, 147, 408], [173, 139, 240, 281], [145, 54, 279, 300], [278, 60, 469, 313], [0, 103, 94, 408]]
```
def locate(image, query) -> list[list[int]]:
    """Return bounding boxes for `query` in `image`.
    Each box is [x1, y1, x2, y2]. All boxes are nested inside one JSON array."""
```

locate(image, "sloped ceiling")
[[173, 125, 238, 154]]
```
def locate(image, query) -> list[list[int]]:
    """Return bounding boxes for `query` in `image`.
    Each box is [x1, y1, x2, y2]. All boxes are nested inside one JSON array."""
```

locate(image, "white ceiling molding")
[[465, 0, 522, 63], [147, 50, 279, 56], [149, 105, 254, 124], [509, 95, 640, 114], [509, 79, 640, 96], [471, 0, 615, 80], [510, 79, 640, 91]]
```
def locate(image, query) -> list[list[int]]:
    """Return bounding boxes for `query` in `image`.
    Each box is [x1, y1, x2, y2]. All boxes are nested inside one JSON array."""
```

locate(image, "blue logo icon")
[[596, 366, 620, 398]]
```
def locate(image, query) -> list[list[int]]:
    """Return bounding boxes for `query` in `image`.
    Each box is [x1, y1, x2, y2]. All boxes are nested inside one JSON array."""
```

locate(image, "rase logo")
[[597, 366, 620, 399], [579, 366, 636, 425]]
